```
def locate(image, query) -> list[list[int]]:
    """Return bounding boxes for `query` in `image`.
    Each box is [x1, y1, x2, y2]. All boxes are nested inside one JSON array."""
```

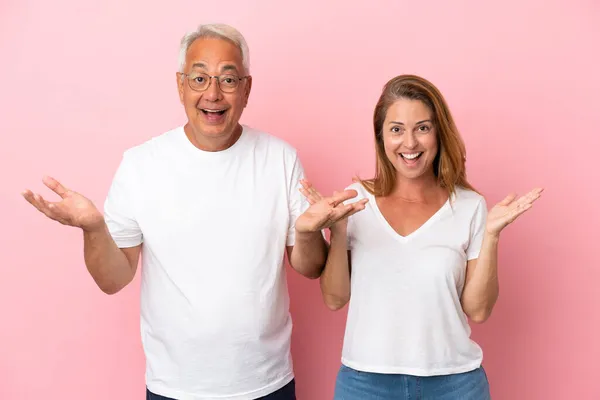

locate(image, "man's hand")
[[22, 176, 104, 232], [295, 179, 368, 234]]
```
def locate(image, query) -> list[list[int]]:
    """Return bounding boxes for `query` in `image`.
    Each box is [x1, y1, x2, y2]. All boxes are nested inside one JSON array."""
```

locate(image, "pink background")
[[1, 1, 599, 399]]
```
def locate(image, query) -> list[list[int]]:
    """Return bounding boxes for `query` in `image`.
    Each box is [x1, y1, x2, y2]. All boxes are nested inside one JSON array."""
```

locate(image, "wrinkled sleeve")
[[103, 152, 143, 248], [466, 197, 488, 260], [286, 154, 310, 246]]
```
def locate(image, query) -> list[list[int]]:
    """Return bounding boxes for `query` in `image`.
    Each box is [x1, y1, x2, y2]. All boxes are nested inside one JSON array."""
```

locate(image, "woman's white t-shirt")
[[341, 182, 488, 376]]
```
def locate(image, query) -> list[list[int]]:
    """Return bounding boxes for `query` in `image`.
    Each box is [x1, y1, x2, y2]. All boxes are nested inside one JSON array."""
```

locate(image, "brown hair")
[[359, 74, 477, 197]]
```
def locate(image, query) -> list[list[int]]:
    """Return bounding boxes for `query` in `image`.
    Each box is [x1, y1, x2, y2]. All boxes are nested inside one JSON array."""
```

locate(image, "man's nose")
[[203, 77, 223, 101]]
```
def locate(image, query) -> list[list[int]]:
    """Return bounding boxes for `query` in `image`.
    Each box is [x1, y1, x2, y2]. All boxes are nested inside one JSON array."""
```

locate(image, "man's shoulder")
[[121, 126, 183, 160], [244, 125, 299, 156]]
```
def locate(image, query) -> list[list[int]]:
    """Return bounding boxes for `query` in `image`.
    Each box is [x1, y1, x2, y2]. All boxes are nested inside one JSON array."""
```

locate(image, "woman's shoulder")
[[345, 180, 371, 200], [452, 186, 487, 210]]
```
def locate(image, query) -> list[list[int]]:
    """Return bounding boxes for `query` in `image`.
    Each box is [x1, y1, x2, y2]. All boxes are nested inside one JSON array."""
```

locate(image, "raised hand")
[[22, 176, 104, 232], [485, 187, 543, 236], [295, 179, 368, 233]]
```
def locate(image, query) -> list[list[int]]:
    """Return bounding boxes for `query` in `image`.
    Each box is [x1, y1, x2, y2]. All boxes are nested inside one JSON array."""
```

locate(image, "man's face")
[[177, 37, 251, 141]]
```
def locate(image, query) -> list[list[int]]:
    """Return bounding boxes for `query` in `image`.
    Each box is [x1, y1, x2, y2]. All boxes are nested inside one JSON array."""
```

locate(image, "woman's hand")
[[486, 187, 543, 237]]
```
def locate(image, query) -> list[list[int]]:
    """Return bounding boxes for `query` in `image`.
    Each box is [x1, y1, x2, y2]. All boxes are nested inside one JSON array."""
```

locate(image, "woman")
[[299, 74, 542, 399]]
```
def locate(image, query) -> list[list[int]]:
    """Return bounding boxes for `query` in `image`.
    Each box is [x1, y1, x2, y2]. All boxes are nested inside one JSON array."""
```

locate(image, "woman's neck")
[[388, 172, 442, 203]]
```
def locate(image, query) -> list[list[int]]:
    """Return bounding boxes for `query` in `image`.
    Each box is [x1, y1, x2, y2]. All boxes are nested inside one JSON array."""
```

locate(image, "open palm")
[[295, 179, 368, 233], [486, 187, 543, 236], [22, 176, 104, 231]]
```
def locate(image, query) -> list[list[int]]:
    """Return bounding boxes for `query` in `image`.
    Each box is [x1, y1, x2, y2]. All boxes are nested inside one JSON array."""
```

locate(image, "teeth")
[[202, 109, 225, 113], [402, 153, 422, 160]]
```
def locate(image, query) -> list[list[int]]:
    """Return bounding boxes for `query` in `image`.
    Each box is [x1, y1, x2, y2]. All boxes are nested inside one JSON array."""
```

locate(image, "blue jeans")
[[334, 365, 490, 400], [146, 379, 296, 400]]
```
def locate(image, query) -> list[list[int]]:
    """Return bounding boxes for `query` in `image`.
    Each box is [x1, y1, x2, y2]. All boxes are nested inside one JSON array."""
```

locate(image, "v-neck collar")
[[366, 190, 452, 243]]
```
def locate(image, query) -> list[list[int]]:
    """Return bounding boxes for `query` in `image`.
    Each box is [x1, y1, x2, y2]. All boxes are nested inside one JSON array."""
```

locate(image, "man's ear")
[[176, 72, 185, 104], [243, 76, 252, 107]]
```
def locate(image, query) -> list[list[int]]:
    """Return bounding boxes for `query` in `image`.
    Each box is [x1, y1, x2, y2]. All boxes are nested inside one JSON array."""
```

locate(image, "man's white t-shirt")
[[341, 182, 488, 376], [103, 125, 308, 400]]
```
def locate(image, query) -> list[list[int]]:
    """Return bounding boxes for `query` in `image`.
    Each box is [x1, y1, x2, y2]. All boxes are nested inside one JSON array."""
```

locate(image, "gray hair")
[[178, 23, 250, 74]]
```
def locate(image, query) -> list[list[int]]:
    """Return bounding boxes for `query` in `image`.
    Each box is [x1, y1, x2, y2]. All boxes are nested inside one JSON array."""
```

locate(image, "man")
[[22, 24, 365, 399]]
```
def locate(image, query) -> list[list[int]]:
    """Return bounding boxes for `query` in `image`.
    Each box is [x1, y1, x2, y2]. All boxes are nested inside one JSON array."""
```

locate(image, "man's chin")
[[191, 123, 230, 138]]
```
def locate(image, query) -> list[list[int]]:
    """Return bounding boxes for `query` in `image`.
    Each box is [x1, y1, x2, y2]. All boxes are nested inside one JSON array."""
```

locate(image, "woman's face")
[[382, 98, 438, 181]]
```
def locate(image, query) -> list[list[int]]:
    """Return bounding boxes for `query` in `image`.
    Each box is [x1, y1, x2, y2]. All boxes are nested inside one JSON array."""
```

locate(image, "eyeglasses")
[[180, 72, 249, 93]]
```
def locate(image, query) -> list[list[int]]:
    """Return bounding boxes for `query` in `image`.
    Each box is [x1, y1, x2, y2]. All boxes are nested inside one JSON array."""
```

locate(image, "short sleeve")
[[346, 214, 354, 250], [103, 152, 143, 248], [466, 196, 488, 260], [286, 154, 310, 246], [345, 184, 359, 250]]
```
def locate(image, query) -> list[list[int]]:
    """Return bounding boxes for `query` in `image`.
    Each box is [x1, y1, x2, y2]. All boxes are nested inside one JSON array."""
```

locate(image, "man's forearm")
[[83, 222, 137, 294], [289, 230, 327, 279]]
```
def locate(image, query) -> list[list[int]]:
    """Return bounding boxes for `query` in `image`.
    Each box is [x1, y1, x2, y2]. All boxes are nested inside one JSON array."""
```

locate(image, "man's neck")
[[184, 124, 243, 152]]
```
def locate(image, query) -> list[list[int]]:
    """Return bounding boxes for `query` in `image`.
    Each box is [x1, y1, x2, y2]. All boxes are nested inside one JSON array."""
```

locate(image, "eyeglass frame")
[[178, 72, 250, 93]]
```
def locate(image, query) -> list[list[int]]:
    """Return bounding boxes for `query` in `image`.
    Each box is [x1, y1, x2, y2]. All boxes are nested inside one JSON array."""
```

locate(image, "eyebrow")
[[389, 119, 432, 125], [190, 63, 240, 74], [221, 64, 239, 73]]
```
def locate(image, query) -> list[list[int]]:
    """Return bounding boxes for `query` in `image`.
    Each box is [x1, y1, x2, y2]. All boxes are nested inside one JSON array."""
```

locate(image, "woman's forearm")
[[320, 228, 351, 311], [460, 233, 500, 323]]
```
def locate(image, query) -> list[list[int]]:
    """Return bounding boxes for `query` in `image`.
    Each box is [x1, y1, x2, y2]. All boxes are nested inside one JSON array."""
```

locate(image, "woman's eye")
[[418, 125, 430, 132], [391, 126, 401, 133]]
